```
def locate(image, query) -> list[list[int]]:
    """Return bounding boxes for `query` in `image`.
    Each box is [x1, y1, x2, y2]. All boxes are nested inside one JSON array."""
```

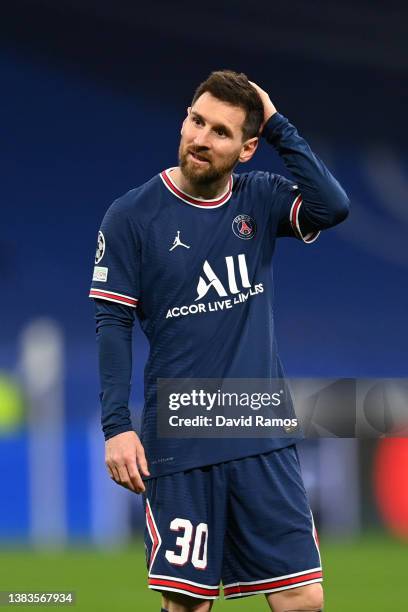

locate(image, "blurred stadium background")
[[1, 1, 408, 609]]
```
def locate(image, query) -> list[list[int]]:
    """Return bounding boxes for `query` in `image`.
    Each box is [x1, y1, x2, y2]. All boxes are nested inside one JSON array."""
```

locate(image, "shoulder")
[[110, 175, 160, 215], [233, 170, 296, 195], [103, 174, 162, 231]]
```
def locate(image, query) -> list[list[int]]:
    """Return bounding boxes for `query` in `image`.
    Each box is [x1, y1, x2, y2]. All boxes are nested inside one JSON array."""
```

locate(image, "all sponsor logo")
[[196, 254, 251, 300], [166, 254, 263, 319]]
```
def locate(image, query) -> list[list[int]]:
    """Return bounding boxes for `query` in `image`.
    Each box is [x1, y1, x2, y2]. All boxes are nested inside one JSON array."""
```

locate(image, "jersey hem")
[[144, 438, 299, 480]]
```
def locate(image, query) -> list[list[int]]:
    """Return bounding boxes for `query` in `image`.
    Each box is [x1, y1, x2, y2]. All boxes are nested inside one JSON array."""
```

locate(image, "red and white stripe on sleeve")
[[290, 193, 320, 244], [89, 288, 138, 308]]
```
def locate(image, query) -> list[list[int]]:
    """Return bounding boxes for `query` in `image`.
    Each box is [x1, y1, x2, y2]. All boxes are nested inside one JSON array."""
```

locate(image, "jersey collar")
[[160, 167, 233, 209]]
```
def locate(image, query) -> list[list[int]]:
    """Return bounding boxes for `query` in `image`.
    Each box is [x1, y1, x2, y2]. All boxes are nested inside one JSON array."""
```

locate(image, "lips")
[[189, 151, 210, 164]]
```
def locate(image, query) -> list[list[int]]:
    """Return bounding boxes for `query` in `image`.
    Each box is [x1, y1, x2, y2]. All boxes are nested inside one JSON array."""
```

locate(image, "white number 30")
[[165, 518, 208, 569]]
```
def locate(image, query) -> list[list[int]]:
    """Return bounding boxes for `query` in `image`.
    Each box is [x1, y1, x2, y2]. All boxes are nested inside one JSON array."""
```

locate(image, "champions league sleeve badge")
[[95, 231, 106, 264], [232, 214, 257, 240]]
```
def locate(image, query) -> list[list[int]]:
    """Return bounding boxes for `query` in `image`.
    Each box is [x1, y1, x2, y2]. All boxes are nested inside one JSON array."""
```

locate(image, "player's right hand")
[[248, 80, 277, 133], [105, 431, 150, 494]]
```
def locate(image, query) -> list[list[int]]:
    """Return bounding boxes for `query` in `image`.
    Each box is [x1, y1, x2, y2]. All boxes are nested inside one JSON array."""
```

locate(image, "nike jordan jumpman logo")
[[169, 230, 190, 251]]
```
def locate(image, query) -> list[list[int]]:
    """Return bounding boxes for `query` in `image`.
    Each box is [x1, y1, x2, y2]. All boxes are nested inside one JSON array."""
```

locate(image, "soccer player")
[[90, 71, 349, 612]]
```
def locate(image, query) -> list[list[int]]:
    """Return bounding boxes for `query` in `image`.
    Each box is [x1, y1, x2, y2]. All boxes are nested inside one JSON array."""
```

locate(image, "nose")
[[192, 128, 211, 149]]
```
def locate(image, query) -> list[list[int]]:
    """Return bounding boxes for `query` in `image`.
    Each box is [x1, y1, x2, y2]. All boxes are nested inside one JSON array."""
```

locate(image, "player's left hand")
[[248, 81, 277, 133]]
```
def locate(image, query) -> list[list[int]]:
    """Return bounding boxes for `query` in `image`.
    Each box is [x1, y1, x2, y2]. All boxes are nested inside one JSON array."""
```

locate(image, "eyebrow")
[[191, 111, 234, 138]]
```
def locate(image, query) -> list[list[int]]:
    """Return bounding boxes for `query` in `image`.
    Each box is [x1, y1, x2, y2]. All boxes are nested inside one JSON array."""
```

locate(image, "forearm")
[[95, 302, 135, 440], [264, 113, 350, 228]]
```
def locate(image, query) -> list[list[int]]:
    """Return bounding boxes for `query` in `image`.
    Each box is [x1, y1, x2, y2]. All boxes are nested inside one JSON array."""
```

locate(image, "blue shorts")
[[143, 444, 322, 600]]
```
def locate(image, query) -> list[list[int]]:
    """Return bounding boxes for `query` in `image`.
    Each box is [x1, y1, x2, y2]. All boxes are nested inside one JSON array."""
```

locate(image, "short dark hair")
[[191, 70, 264, 141]]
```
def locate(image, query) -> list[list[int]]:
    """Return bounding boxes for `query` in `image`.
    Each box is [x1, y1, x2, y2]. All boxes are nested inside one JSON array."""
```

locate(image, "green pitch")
[[1, 534, 407, 611]]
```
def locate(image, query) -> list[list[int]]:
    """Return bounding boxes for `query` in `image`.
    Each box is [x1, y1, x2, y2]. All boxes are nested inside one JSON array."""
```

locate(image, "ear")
[[181, 107, 191, 134], [181, 106, 192, 135], [238, 137, 259, 164]]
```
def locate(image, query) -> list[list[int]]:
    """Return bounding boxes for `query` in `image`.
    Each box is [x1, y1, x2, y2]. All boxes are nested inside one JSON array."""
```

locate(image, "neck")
[[170, 167, 230, 200]]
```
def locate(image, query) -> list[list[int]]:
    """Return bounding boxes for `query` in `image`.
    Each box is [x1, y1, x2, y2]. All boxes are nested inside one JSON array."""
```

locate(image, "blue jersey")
[[90, 113, 349, 477]]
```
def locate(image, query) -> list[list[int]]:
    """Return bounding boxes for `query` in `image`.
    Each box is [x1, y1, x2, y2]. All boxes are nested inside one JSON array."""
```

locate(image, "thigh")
[[266, 582, 324, 612], [222, 445, 322, 600], [144, 464, 227, 601]]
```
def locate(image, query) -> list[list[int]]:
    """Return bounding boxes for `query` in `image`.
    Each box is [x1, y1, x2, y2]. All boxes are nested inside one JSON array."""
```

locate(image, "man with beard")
[[90, 70, 349, 611]]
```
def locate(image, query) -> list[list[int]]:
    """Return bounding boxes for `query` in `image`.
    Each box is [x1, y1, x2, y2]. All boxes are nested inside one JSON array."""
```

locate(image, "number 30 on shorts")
[[165, 519, 208, 569]]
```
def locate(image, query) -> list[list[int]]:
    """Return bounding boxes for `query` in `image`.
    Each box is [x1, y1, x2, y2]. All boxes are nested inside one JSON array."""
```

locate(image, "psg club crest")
[[232, 214, 256, 240], [95, 231, 105, 264]]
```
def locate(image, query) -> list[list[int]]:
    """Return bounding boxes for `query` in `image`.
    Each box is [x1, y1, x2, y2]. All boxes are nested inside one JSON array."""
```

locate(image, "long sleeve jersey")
[[90, 113, 350, 477]]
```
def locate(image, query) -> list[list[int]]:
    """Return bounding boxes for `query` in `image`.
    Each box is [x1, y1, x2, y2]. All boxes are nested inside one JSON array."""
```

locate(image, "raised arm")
[[250, 81, 350, 236]]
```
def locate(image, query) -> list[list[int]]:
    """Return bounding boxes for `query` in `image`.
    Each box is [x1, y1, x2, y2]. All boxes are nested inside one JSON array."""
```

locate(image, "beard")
[[178, 142, 240, 186]]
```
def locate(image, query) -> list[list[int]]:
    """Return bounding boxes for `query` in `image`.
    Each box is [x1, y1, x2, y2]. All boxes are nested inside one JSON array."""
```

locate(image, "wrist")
[[104, 424, 134, 441], [261, 112, 288, 141]]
